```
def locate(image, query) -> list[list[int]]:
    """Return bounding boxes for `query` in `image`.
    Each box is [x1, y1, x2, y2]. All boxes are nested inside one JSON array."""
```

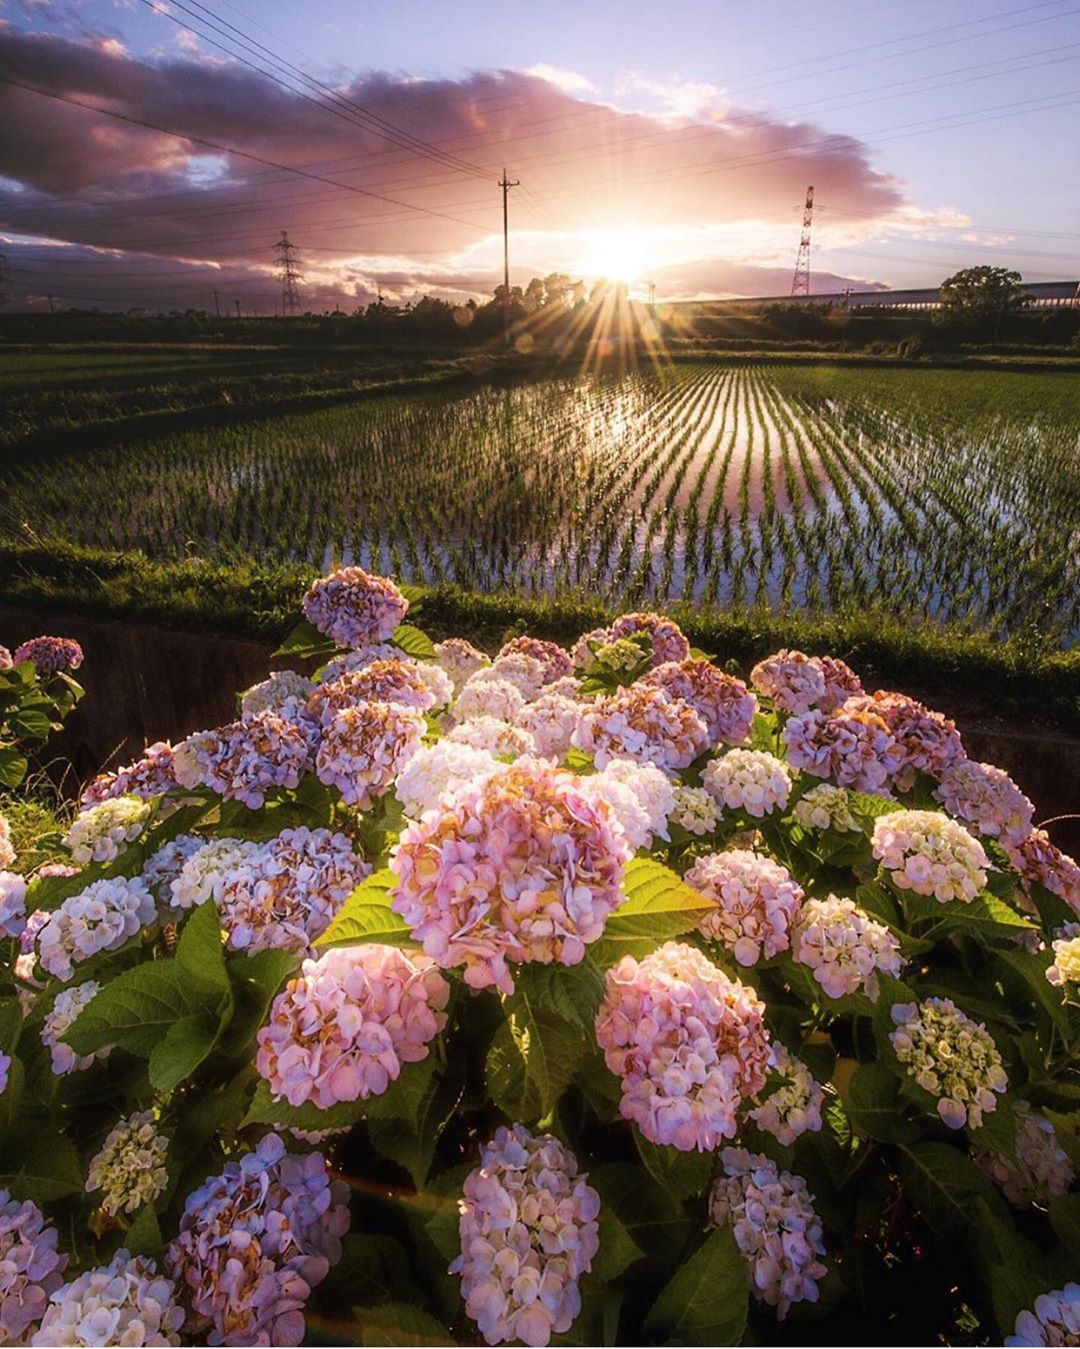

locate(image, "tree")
[[938, 265, 1028, 328]]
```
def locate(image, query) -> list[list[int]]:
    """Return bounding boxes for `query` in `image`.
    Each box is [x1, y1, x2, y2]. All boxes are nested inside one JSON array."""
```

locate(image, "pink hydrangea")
[[515, 692, 582, 760], [446, 717, 537, 758], [750, 650, 827, 715], [702, 749, 792, 818], [395, 740, 500, 818], [871, 809, 988, 903], [452, 675, 527, 725], [0, 645, 11, 670], [685, 849, 804, 966], [709, 1148, 827, 1318], [257, 944, 449, 1108], [166, 1133, 349, 1347], [174, 710, 313, 809], [845, 691, 965, 788], [315, 700, 425, 808], [0, 1191, 68, 1345], [0, 814, 13, 871], [973, 1101, 1074, 1208], [642, 659, 756, 747], [142, 835, 205, 906], [934, 760, 1034, 847], [791, 894, 903, 1000], [302, 566, 408, 649], [434, 638, 489, 694], [815, 655, 864, 712], [42, 982, 109, 1076], [12, 636, 83, 676], [497, 636, 574, 684], [1007, 830, 1080, 914], [595, 941, 770, 1150], [579, 759, 674, 851], [783, 706, 901, 792], [308, 659, 443, 723], [607, 612, 690, 667], [572, 685, 708, 772], [480, 654, 549, 701], [240, 670, 315, 719], [79, 742, 179, 811], [37, 877, 156, 982], [391, 760, 630, 995], [451, 1127, 599, 1349], [1008, 1285, 1080, 1346], [0, 870, 27, 939], [749, 1045, 824, 1145]]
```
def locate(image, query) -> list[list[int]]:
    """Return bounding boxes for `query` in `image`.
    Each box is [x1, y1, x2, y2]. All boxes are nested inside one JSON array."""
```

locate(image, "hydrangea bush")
[[2, 568, 1080, 1346]]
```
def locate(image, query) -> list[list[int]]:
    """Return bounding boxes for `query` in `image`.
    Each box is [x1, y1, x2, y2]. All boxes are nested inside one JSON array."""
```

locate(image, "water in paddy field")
[[3, 361, 1079, 642]]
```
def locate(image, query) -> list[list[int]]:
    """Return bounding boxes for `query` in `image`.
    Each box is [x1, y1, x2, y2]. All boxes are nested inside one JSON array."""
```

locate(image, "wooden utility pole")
[[499, 168, 519, 346]]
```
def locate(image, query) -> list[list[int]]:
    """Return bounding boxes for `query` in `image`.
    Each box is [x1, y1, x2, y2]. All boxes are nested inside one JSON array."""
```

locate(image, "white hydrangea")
[[239, 669, 315, 717], [445, 717, 537, 758], [37, 878, 156, 982], [42, 982, 108, 1075], [168, 838, 261, 910], [889, 997, 1007, 1129], [413, 660, 455, 709], [452, 675, 527, 724], [872, 809, 988, 904], [791, 894, 904, 1000], [478, 653, 547, 701], [395, 741, 500, 817], [85, 1111, 169, 1217], [31, 1249, 184, 1347], [749, 1044, 824, 1145], [703, 750, 792, 818], [669, 786, 720, 837], [580, 759, 675, 851], [141, 835, 204, 906], [974, 1101, 1074, 1207], [1047, 924, 1080, 988], [515, 692, 582, 760], [792, 784, 858, 833], [64, 796, 153, 865], [433, 638, 489, 694]]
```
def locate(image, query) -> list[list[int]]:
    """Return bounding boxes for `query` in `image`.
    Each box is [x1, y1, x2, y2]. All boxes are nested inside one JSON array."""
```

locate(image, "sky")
[[0, 0, 1077, 311]]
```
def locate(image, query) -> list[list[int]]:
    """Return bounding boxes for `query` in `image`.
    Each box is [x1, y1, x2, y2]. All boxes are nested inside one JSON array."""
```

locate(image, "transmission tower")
[[790, 186, 814, 299], [274, 230, 303, 316]]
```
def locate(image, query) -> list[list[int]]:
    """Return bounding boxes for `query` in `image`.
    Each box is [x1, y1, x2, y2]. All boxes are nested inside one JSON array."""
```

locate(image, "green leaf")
[[590, 858, 714, 967], [590, 1163, 692, 1264], [642, 1224, 749, 1346], [316, 869, 417, 950], [563, 748, 596, 774], [273, 618, 337, 660], [65, 961, 186, 1056], [391, 624, 437, 660], [1042, 1109, 1080, 1170], [241, 1078, 368, 1133], [975, 1198, 1054, 1338], [368, 1058, 464, 1187], [0, 1123, 82, 1203], [897, 1141, 1003, 1238], [996, 947, 1070, 1031], [486, 1004, 585, 1122], [125, 1203, 165, 1262], [510, 960, 605, 1033], [149, 1011, 221, 1092], [588, 1205, 644, 1283], [176, 898, 230, 1005], [0, 747, 29, 789], [634, 1132, 713, 1202], [840, 1062, 918, 1143], [356, 1303, 456, 1346], [220, 948, 298, 1057], [1049, 1193, 1080, 1263]]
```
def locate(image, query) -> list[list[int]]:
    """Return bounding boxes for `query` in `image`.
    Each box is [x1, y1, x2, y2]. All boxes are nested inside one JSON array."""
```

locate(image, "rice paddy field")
[[4, 358, 1080, 644]]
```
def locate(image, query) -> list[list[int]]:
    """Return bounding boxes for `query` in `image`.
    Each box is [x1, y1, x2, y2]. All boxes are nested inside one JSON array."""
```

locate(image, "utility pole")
[[0, 252, 9, 308], [790, 185, 814, 300], [213, 288, 221, 318], [274, 230, 303, 316], [647, 280, 656, 308], [235, 299, 241, 318], [498, 168, 519, 346], [48, 294, 56, 314]]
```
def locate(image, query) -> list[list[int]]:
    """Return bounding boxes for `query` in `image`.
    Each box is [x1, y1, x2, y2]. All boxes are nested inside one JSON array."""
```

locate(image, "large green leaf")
[[510, 960, 605, 1033], [149, 1011, 221, 1092], [589, 858, 714, 967], [634, 1132, 713, 1203], [840, 1062, 918, 1143], [0, 747, 29, 789], [64, 961, 186, 1056], [0, 1123, 83, 1203], [317, 869, 417, 950], [391, 624, 437, 661], [590, 1163, 693, 1264], [642, 1224, 748, 1346], [356, 1303, 456, 1346], [273, 618, 337, 660], [220, 948, 298, 1057], [486, 1002, 584, 1122], [125, 1203, 165, 1262], [588, 1205, 644, 1283], [368, 1057, 464, 1187], [996, 947, 1070, 1031], [897, 1141, 1003, 1238], [176, 898, 231, 1005], [241, 1055, 440, 1133]]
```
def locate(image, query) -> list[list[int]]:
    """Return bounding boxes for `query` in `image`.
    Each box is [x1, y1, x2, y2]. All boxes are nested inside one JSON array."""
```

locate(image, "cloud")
[[0, 24, 916, 309]]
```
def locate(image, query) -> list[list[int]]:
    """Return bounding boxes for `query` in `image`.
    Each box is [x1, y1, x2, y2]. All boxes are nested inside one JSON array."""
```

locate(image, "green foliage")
[[0, 659, 83, 789]]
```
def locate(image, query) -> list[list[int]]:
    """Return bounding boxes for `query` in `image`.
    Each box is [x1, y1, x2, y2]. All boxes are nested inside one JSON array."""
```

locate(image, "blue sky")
[[0, 0, 1077, 307]]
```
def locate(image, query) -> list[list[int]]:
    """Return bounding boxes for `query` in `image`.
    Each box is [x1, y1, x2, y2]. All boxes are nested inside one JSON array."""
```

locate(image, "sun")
[[576, 230, 651, 284]]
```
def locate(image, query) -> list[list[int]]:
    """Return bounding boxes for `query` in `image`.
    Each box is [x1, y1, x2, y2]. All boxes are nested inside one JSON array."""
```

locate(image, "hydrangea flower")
[[64, 795, 152, 865], [783, 706, 900, 792], [166, 1133, 349, 1347], [12, 636, 83, 675], [451, 1125, 600, 1348], [240, 669, 315, 718], [315, 700, 425, 808], [167, 837, 260, 910], [1046, 925, 1080, 987], [595, 941, 769, 1150], [709, 1148, 827, 1318], [217, 828, 371, 956], [497, 636, 574, 684], [318, 644, 405, 684], [37, 877, 156, 982], [309, 658, 446, 722], [174, 709, 313, 808], [395, 740, 500, 818], [579, 759, 675, 850], [872, 809, 988, 903], [0, 869, 27, 940], [515, 692, 582, 760], [1007, 1285, 1080, 1346], [934, 760, 1034, 846], [0, 813, 14, 871], [0, 1053, 8, 1096], [80, 742, 179, 811], [256, 945, 449, 1108], [572, 685, 708, 772], [607, 612, 690, 667], [570, 627, 611, 670], [446, 717, 537, 759], [791, 894, 903, 1000], [749, 1044, 824, 1145], [434, 638, 489, 693], [0, 1191, 68, 1345], [587, 637, 648, 674], [642, 659, 757, 748], [815, 655, 863, 712], [889, 997, 1007, 1129], [85, 1111, 169, 1217], [751, 649, 828, 715], [32, 1249, 183, 1347], [142, 835, 205, 906], [685, 849, 804, 966], [42, 981, 108, 1075], [973, 1101, 1074, 1207], [669, 785, 720, 837], [1007, 830, 1080, 914], [453, 675, 527, 726], [702, 749, 792, 818], [302, 566, 408, 648], [477, 653, 548, 701], [792, 783, 859, 833], [391, 760, 630, 995], [0, 645, 11, 670], [845, 691, 965, 788]]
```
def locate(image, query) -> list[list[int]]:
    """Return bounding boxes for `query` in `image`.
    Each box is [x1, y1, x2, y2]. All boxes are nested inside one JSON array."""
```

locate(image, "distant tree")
[[938, 266, 1028, 325]]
